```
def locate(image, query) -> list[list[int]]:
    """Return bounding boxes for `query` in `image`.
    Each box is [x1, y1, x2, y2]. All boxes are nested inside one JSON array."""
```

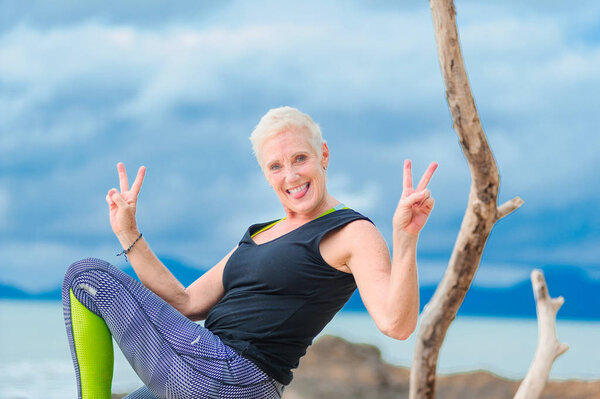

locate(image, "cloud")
[[418, 259, 534, 288], [0, 241, 117, 291], [517, 238, 600, 266], [328, 174, 382, 214], [0, 0, 224, 33], [1, 1, 598, 290], [0, 186, 9, 229]]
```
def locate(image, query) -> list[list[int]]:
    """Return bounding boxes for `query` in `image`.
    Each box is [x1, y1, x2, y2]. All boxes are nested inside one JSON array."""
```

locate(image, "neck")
[[283, 195, 339, 225]]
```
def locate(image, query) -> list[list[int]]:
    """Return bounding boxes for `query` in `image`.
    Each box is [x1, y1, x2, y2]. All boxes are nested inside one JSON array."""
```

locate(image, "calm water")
[[1, 300, 598, 398]]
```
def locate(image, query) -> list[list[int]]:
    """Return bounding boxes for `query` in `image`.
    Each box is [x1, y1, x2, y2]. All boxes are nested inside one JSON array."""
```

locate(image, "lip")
[[286, 182, 308, 192], [286, 182, 310, 199]]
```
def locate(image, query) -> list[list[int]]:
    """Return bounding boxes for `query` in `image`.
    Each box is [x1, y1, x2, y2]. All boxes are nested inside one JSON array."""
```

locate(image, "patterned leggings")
[[62, 258, 282, 399]]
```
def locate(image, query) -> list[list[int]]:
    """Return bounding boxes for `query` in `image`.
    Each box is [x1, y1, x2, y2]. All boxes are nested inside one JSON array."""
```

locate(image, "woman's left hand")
[[393, 160, 438, 237]]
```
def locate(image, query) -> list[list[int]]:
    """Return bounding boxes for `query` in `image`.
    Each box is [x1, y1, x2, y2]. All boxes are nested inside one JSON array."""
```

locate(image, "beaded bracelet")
[[116, 232, 143, 262]]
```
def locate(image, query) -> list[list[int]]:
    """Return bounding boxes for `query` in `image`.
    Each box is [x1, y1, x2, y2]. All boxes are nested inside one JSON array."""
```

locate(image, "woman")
[[63, 106, 437, 399]]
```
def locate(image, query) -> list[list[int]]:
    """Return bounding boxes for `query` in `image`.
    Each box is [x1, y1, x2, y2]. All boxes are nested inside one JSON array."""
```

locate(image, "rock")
[[286, 335, 410, 399], [113, 335, 600, 398], [284, 335, 600, 399]]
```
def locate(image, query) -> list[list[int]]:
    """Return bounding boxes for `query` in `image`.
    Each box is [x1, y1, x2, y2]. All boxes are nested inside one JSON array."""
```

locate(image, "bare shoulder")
[[340, 218, 381, 238], [320, 218, 387, 273]]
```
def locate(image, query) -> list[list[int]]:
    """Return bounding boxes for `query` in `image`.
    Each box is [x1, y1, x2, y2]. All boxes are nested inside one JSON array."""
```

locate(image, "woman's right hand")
[[105, 162, 146, 240]]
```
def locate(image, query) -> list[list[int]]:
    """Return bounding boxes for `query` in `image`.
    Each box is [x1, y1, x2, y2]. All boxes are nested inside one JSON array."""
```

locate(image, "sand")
[[112, 335, 600, 399]]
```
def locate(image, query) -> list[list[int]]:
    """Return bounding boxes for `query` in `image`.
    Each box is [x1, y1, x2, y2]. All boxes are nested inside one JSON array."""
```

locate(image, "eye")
[[296, 154, 307, 163], [269, 163, 281, 171]]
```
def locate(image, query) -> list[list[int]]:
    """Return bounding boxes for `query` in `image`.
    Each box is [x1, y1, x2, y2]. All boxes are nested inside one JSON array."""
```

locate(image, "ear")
[[320, 141, 329, 170]]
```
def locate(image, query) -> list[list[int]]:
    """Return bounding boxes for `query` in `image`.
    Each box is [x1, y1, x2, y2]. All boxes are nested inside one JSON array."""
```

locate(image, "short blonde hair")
[[250, 106, 324, 164]]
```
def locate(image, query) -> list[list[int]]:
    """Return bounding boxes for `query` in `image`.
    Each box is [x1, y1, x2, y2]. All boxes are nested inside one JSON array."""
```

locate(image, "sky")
[[1, 0, 599, 294]]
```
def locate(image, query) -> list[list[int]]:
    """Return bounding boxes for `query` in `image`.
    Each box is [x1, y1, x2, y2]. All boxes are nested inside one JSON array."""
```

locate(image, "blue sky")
[[1, 0, 599, 293]]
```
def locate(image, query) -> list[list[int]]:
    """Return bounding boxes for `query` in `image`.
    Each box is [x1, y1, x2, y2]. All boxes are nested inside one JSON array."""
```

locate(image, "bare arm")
[[341, 222, 419, 340], [342, 160, 437, 340], [106, 163, 229, 320], [184, 248, 233, 321], [116, 228, 231, 321]]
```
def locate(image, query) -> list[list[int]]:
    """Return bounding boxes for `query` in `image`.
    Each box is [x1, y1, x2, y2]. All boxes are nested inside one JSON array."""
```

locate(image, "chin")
[[290, 199, 322, 215]]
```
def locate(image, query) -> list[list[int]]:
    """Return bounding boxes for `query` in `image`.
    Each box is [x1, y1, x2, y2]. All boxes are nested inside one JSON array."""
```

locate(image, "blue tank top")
[[204, 208, 371, 385]]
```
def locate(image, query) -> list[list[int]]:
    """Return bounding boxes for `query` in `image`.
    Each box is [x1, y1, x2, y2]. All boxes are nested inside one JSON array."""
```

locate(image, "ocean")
[[1, 300, 598, 399]]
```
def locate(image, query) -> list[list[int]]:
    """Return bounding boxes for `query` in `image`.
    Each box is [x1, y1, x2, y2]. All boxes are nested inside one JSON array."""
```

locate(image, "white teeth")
[[288, 183, 308, 194]]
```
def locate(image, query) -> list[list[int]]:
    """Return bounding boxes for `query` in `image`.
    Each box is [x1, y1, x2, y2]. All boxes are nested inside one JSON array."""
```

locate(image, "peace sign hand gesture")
[[105, 162, 146, 238], [393, 160, 438, 237]]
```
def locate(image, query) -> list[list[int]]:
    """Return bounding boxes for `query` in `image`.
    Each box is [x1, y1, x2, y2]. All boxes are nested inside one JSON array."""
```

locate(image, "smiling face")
[[260, 128, 331, 218]]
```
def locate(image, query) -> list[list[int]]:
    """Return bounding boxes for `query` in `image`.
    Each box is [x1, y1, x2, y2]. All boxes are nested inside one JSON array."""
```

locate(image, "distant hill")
[[0, 283, 32, 299], [121, 257, 204, 288], [0, 257, 204, 302], [458, 266, 600, 319], [342, 265, 600, 320], [2, 259, 599, 320], [0, 283, 61, 301]]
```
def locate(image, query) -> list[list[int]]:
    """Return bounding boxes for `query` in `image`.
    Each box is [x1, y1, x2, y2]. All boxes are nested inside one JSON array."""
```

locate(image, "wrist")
[[117, 228, 141, 249], [116, 230, 143, 262], [393, 229, 419, 246]]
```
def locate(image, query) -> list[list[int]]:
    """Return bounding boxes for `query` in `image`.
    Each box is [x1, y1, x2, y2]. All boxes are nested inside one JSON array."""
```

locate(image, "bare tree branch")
[[409, 1, 522, 398], [513, 270, 569, 399], [497, 196, 525, 220]]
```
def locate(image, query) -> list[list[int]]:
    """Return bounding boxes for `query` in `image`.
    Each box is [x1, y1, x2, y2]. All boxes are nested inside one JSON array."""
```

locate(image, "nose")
[[285, 166, 299, 183]]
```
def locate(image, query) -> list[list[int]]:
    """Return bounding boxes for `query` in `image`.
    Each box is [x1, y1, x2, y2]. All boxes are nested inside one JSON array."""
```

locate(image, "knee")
[[63, 257, 114, 289]]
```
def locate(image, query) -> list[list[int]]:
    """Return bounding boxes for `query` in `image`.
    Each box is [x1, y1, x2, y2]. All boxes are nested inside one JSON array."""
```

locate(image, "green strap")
[[317, 203, 348, 217], [251, 219, 283, 238], [251, 203, 348, 238], [70, 288, 114, 399]]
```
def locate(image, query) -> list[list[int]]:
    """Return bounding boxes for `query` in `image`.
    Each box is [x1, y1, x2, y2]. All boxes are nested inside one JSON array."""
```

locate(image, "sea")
[[1, 300, 599, 399]]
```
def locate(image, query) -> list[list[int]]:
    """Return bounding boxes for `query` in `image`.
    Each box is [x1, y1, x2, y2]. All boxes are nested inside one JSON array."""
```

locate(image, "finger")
[[106, 190, 117, 206], [421, 196, 434, 208], [106, 188, 118, 205], [416, 161, 439, 192], [130, 166, 146, 198], [109, 190, 128, 208], [406, 189, 430, 207], [117, 162, 129, 193], [403, 159, 413, 191], [417, 193, 433, 208]]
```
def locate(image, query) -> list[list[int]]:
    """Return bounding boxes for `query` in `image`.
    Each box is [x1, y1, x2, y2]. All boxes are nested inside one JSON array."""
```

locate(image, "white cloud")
[[328, 174, 381, 214], [0, 9, 442, 137], [418, 259, 533, 288], [0, 186, 9, 229], [377, 131, 471, 217], [0, 241, 117, 292], [518, 239, 600, 266], [1, 1, 598, 290]]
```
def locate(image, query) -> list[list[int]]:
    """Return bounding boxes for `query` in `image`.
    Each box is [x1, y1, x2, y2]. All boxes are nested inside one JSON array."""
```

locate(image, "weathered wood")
[[409, 1, 523, 398], [513, 270, 569, 399], [497, 197, 524, 220]]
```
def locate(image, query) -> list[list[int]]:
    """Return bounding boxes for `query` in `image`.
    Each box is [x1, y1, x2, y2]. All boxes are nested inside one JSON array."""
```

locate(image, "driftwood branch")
[[513, 270, 569, 399], [409, 1, 523, 398], [497, 196, 524, 220]]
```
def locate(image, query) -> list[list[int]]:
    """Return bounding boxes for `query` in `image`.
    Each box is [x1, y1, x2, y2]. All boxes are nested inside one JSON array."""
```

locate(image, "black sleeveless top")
[[204, 208, 371, 385]]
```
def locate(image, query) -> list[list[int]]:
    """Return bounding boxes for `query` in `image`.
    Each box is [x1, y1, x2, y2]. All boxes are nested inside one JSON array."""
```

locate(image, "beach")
[[1, 300, 598, 398]]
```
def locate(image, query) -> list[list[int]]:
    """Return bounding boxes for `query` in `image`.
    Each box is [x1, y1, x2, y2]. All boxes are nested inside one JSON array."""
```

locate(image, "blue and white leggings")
[[62, 258, 283, 399]]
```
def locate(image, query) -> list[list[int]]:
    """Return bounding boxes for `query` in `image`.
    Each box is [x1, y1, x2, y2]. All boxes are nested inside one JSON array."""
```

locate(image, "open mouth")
[[286, 182, 310, 198]]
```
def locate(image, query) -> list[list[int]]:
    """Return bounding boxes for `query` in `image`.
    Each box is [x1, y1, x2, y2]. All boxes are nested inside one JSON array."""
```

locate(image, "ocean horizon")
[[1, 300, 598, 399], [4, 259, 600, 321]]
